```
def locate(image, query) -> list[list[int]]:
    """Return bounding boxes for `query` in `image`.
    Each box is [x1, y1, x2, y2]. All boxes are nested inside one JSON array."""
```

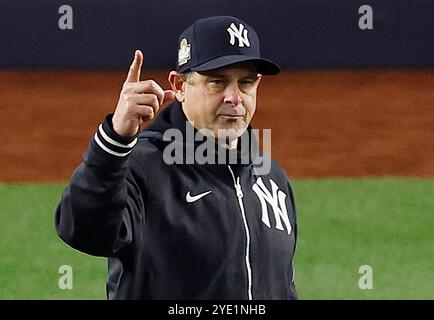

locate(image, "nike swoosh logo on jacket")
[[186, 190, 212, 203]]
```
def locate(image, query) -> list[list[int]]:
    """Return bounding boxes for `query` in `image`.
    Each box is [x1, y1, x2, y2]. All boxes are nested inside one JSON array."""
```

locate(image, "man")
[[55, 15, 297, 300]]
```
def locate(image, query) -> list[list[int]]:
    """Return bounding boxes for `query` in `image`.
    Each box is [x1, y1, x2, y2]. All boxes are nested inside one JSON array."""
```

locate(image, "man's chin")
[[197, 121, 249, 144], [215, 127, 246, 142]]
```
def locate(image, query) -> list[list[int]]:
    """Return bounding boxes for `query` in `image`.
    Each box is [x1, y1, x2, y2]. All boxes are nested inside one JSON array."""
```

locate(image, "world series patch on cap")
[[177, 15, 280, 75]]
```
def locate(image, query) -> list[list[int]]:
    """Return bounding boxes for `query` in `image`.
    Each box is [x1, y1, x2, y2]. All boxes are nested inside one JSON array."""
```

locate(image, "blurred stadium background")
[[0, 0, 433, 299]]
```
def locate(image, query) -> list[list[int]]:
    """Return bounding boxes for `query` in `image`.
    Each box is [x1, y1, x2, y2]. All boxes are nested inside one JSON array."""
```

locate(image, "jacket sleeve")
[[55, 114, 145, 257]]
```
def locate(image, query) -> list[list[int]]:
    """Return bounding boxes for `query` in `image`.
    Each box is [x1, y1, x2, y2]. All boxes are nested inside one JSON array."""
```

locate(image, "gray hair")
[[182, 71, 195, 84]]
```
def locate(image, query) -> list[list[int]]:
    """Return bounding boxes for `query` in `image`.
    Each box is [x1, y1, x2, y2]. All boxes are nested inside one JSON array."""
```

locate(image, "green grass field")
[[0, 179, 433, 299]]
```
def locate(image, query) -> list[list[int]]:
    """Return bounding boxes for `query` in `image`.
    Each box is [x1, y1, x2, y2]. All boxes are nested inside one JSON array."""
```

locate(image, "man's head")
[[168, 16, 280, 144]]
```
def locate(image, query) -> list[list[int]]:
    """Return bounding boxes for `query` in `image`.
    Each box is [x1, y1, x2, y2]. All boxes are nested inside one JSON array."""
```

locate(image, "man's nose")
[[223, 83, 242, 106]]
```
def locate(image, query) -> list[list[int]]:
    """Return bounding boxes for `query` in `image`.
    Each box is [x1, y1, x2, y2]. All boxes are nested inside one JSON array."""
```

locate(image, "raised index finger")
[[125, 50, 143, 83]]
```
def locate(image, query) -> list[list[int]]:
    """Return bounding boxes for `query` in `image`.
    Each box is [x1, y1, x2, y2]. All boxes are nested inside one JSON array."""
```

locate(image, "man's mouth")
[[218, 115, 245, 123], [219, 114, 243, 118]]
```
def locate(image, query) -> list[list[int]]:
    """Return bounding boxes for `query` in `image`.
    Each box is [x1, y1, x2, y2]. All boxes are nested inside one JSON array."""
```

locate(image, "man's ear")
[[168, 71, 186, 103]]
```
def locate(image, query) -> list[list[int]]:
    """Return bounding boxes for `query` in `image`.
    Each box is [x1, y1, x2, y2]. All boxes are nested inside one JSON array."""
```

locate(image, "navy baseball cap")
[[177, 16, 280, 75]]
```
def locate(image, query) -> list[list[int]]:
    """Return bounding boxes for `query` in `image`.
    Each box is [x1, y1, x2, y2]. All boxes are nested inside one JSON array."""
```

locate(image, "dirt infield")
[[0, 69, 433, 182]]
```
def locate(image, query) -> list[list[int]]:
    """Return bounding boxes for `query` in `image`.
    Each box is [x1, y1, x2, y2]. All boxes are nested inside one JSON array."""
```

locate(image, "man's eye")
[[210, 79, 224, 84], [240, 80, 254, 85]]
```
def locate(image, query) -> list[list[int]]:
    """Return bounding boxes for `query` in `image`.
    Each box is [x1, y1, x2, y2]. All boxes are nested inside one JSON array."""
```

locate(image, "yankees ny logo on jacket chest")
[[252, 177, 292, 235]]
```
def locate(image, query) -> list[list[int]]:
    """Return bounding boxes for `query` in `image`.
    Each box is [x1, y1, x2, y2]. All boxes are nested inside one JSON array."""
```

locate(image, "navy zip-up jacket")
[[55, 101, 297, 299]]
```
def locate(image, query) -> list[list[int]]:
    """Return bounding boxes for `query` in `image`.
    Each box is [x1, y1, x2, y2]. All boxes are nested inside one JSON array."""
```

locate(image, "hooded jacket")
[[55, 101, 297, 300]]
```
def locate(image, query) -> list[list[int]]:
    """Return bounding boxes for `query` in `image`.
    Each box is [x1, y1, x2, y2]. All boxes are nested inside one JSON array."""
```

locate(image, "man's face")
[[181, 63, 262, 143]]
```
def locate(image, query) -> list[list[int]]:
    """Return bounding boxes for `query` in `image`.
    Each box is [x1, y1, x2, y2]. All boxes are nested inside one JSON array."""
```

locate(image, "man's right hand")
[[112, 50, 176, 137]]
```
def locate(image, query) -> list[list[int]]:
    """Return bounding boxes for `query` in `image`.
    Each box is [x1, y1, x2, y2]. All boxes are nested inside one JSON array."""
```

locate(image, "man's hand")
[[112, 50, 176, 137]]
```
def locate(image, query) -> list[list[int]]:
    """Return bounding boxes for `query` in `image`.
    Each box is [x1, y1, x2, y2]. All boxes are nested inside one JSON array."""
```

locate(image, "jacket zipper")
[[228, 165, 253, 300]]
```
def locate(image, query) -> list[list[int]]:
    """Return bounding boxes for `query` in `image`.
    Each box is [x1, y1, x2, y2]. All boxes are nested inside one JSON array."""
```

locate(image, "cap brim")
[[190, 55, 280, 75]]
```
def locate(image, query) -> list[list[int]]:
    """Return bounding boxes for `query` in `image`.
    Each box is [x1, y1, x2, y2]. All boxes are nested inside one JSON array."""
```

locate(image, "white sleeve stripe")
[[94, 133, 133, 157], [98, 124, 137, 149]]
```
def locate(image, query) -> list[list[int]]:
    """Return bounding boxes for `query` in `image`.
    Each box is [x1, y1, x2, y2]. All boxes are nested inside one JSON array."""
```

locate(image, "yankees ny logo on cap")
[[176, 15, 280, 75], [227, 23, 251, 47]]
